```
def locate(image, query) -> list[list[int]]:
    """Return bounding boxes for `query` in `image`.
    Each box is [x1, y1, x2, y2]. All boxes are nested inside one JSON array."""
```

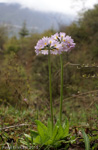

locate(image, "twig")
[[63, 89, 98, 102], [87, 99, 98, 109], [0, 123, 31, 131], [54, 89, 98, 106]]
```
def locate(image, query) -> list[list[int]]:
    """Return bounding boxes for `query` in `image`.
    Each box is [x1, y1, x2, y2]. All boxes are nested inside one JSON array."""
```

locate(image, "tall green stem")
[[60, 54, 63, 123], [48, 50, 53, 130]]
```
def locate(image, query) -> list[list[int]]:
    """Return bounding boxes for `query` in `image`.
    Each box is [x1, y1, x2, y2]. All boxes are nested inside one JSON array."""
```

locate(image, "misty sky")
[[0, 0, 98, 15]]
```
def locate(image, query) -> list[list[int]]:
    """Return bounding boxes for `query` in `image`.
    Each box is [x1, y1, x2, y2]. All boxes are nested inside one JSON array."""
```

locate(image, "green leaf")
[[35, 120, 48, 133], [30, 130, 38, 138], [24, 134, 31, 141], [62, 117, 69, 138], [45, 123, 59, 145], [30, 130, 34, 145], [35, 120, 50, 144], [82, 130, 90, 150], [54, 120, 64, 141], [52, 121, 59, 141], [33, 135, 41, 145]]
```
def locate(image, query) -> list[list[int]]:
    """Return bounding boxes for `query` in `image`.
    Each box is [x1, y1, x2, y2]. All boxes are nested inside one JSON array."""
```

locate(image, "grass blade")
[[82, 130, 90, 150]]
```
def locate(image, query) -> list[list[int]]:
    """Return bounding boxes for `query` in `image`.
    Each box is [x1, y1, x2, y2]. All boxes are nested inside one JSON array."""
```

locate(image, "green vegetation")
[[0, 4, 98, 149], [21, 119, 69, 148]]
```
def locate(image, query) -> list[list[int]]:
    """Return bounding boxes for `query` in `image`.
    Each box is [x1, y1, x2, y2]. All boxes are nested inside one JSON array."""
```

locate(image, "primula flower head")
[[35, 36, 62, 55], [35, 32, 75, 55], [61, 35, 76, 52]]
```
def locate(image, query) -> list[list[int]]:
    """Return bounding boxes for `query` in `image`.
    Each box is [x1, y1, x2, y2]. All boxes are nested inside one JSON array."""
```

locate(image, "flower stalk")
[[60, 54, 63, 123], [48, 50, 53, 130]]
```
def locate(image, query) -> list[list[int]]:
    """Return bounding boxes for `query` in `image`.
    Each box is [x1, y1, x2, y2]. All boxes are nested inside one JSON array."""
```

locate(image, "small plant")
[[21, 32, 75, 148], [35, 33, 75, 126], [21, 118, 69, 149]]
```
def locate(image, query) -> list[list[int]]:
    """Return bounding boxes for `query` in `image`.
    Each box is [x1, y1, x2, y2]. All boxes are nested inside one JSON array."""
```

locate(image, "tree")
[[0, 25, 8, 50], [79, 4, 98, 35], [19, 21, 29, 38]]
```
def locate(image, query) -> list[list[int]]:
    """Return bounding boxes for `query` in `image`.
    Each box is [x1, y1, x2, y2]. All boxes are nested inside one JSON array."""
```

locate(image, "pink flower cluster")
[[35, 32, 75, 55]]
